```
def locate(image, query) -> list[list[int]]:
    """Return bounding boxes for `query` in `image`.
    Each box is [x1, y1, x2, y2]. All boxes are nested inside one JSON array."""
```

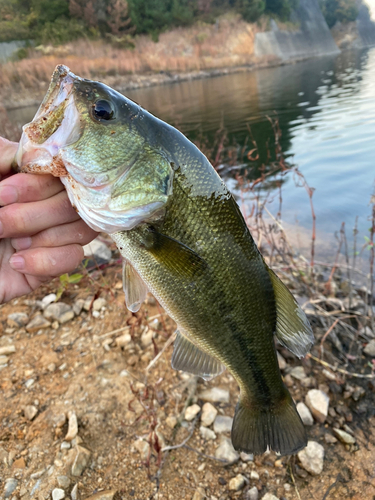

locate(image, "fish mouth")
[[16, 65, 81, 176]]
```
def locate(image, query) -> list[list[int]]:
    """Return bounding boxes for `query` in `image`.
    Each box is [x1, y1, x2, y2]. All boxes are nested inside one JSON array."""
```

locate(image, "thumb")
[[0, 137, 18, 176]]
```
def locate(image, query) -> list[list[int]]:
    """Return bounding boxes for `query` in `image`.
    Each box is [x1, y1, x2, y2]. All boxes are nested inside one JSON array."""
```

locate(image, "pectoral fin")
[[143, 227, 208, 280], [172, 330, 225, 381], [268, 268, 314, 358], [122, 259, 148, 313]]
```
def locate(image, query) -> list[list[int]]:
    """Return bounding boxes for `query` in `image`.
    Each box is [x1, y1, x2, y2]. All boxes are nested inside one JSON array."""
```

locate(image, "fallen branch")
[[146, 332, 176, 372], [307, 353, 375, 379]]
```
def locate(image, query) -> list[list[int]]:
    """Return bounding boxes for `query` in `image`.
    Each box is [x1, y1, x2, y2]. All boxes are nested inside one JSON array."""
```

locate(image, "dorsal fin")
[[122, 259, 148, 313], [172, 330, 225, 381], [267, 268, 314, 358]]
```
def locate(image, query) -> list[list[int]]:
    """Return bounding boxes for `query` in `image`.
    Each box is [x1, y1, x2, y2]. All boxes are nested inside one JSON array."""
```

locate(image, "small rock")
[[324, 433, 338, 444], [24, 405, 38, 421], [305, 389, 329, 423], [52, 488, 65, 500], [83, 238, 112, 263], [166, 416, 177, 429], [199, 387, 230, 403], [71, 484, 79, 500], [30, 470, 45, 479], [277, 352, 287, 370], [359, 326, 374, 339], [71, 446, 91, 476], [26, 315, 51, 332], [228, 474, 246, 491], [65, 411, 78, 441], [134, 439, 150, 461], [322, 369, 336, 381], [215, 436, 239, 462], [262, 494, 279, 500], [201, 402, 218, 427], [12, 457, 26, 469], [250, 471, 259, 480], [290, 366, 306, 380], [7, 312, 29, 327], [25, 378, 35, 389], [0, 355, 8, 365], [364, 339, 375, 356], [116, 333, 132, 347], [332, 428, 356, 444], [240, 452, 253, 462], [83, 296, 94, 311], [185, 404, 201, 421], [73, 299, 85, 316], [296, 402, 314, 426], [44, 303, 74, 324], [199, 426, 216, 440], [213, 415, 233, 433], [141, 328, 154, 347], [4, 478, 18, 498], [41, 294, 57, 309], [92, 298, 107, 311], [84, 491, 117, 500], [297, 441, 324, 475], [57, 476, 70, 489], [352, 385, 366, 401], [283, 373, 294, 387], [192, 487, 206, 500], [0, 345, 15, 356], [246, 486, 259, 500]]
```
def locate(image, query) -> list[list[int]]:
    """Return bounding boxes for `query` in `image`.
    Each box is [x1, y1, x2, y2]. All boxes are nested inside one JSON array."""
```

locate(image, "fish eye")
[[92, 99, 115, 121]]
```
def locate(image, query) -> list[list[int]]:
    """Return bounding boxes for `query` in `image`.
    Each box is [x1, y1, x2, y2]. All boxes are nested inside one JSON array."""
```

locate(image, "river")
[[7, 48, 375, 276]]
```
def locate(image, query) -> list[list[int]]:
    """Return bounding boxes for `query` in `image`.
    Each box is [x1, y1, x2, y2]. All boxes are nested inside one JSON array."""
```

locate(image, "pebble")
[[84, 491, 117, 500], [199, 387, 230, 403], [213, 415, 233, 433], [246, 486, 259, 500], [52, 488, 65, 500], [297, 441, 324, 475], [364, 339, 375, 356], [359, 326, 374, 339], [200, 402, 218, 427], [73, 299, 85, 316], [71, 445, 91, 476], [305, 389, 329, 423], [26, 314, 51, 332], [92, 298, 107, 311], [166, 416, 177, 429], [250, 471, 259, 480], [228, 474, 246, 491], [71, 484, 79, 500], [290, 366, 306, 380], [199, 426, 216, 440], [322, 369, 336, 381], [240, 452, 253, 462], [141, 328, 154, 347], [0, 345, 16, 355], [25, 378, 35, 389], [44, 303, 74, 324], [277, 352, 286, 370], [115, 333, 132, 347], [262, 494, 279, 500], [7, 312, 29, 327], [134, 439, 150, 460], [24, 405, 38, 421], [215, 436, 239, 462], [41, 294, 57, 309], [65, 411, 78, 441], [296, 402, 314, 426], [83, 238, 112, 263], [3, 478, 18, 498], [192, 487, 206, 500], [57, 476, 70, 489], [185, 403, 201, 421], [0, 355, 8, 365], [333, 428, 356, 444]]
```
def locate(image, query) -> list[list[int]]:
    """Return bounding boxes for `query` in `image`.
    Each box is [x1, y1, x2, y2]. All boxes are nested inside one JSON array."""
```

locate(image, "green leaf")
[[67, 273, 83, 284]]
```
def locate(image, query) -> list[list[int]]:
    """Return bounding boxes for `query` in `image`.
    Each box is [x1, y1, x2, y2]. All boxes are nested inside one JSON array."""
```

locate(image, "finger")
[[9, 244, 84, 277], [0, 173, 64, 206], [11, 219, 98, 251], [0, 138, 18, 176], [0, 190, 80, 238]]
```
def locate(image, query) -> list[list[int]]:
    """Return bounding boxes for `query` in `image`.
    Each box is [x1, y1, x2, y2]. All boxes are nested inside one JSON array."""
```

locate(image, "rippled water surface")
[[8, 48, 375, 266]]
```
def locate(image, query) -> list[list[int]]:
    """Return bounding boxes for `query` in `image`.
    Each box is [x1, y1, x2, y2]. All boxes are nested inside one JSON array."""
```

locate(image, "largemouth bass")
[[15, 65, 313, 455]]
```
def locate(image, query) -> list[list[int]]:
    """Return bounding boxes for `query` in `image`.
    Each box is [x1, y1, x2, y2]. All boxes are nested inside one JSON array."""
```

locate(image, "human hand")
[[0, 137, 98, 304]]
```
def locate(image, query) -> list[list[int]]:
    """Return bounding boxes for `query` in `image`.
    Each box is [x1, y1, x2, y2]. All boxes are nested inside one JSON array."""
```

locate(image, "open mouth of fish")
[[15, 65, 81, 177]]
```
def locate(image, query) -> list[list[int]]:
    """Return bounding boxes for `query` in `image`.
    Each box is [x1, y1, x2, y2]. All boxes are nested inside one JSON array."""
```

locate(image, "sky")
[[365, 0, 375, 20]]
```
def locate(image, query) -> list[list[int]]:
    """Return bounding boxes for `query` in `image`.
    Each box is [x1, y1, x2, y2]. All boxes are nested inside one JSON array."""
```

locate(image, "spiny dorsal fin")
[[143, 227, 208, 280], [267, 267, 314, 358], [172, 330, 225, 381], [122, 259, 148, 313]]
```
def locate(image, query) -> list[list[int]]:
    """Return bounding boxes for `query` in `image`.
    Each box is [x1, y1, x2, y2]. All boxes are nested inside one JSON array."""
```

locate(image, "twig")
[[319, 315, 357, 355], [99, 325, 131, 339], [288, 464, 302, 500], [161, 417, 197, 452], [146, 332, 176, 371], [307, 353, 375, 379], [182, 444, 239, 466], [322, 474, 343, 500]]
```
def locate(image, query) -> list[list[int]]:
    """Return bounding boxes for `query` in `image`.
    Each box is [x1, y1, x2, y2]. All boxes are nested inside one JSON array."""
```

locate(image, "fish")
[[15, 65, 314, 456]]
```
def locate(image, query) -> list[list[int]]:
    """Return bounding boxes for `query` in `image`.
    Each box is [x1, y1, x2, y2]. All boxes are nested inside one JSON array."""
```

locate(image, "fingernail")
[[11, 237, 32, 250], [9, 255, 25, 270], [0, 185, 18, 205]]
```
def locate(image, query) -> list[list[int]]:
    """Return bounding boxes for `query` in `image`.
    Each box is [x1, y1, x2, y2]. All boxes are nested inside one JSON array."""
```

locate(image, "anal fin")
[[172, 330, 225, 381], [268, 267, 314, 358], [122, 259, 148, 313]]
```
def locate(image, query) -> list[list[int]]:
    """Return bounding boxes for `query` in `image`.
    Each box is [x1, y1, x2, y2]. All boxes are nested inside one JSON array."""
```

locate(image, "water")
[[7, 48, 375, 269]]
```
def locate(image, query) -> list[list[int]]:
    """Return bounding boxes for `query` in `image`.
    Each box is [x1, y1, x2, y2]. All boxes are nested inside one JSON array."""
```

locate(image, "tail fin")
[[231, 391, 307, 456]]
